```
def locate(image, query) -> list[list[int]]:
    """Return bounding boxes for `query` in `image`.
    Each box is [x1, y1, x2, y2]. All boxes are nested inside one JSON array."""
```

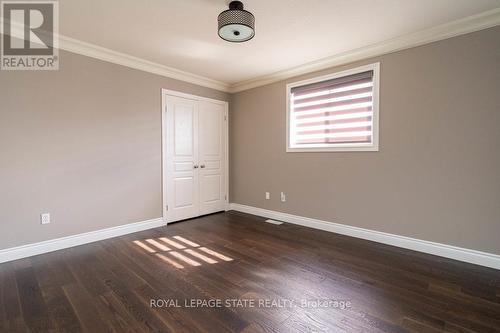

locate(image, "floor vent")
[[265, 219, 284, 225]]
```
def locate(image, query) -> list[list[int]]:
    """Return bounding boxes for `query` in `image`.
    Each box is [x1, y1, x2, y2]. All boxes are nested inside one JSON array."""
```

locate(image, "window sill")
[[286, 145, 379, 153]]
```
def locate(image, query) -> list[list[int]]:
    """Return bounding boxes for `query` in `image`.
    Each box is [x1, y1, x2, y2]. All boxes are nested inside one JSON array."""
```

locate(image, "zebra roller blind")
[[289, 67, 377, 150]]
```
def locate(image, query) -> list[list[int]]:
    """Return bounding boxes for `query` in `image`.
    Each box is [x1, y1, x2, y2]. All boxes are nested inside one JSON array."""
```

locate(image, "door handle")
[[200, 164, 206, 168], [193, 165, 199, 169]]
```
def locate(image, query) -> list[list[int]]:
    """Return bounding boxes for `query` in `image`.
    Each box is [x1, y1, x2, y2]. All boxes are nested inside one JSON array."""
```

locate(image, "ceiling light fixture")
[[218, 1, 255, 43]]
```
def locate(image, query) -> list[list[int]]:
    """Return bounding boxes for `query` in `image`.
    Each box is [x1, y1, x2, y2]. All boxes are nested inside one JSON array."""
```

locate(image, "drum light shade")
[[218, 1, 255, 42]]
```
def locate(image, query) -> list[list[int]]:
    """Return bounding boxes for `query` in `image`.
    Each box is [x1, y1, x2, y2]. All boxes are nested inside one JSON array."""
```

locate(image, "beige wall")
[[230, 26, 500, 255], [0, 49, 228, 249]]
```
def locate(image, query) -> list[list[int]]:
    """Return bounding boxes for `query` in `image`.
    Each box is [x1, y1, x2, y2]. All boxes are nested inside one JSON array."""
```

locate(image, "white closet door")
[[165, 96, 199, 221], [198, 101, 226, 215]]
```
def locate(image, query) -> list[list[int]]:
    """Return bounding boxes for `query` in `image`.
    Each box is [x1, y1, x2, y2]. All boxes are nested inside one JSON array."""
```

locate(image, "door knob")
[[200, 164, 206, 168], [193, 165, 199, 169]]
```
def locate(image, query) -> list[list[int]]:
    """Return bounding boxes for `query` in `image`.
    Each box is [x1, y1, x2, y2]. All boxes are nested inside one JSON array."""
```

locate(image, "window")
[[286, 63, 379, 152]]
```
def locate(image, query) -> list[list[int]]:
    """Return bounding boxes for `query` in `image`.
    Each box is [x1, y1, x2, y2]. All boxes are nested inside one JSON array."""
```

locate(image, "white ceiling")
[[60, 0, 500, 86]]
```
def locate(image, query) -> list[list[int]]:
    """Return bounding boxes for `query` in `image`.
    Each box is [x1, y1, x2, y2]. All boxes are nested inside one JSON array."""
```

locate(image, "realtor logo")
[[1, 1, 59, 70]]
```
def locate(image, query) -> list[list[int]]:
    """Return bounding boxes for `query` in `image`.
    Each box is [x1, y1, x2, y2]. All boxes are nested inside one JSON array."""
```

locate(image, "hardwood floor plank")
[[63, 283, 115, 333], [64, 246, 114, 296], [32, 255, 83, 333], [15, 266, 54, 332], [133, 283, 208, 333], [99, 291, 149, 333], [100, 278, 178, 333], [0, 265, 8, 332], [0, 263, 30, 332]]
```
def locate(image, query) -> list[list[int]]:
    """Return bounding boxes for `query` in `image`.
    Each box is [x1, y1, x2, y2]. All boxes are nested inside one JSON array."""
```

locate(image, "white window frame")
[[286, 62, 380, 152]]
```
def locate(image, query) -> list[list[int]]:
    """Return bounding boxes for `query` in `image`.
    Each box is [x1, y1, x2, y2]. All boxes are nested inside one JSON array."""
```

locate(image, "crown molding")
[[229, 7, 500, 93], [58, 35, 231, 92], [0, 18, 230, 91]]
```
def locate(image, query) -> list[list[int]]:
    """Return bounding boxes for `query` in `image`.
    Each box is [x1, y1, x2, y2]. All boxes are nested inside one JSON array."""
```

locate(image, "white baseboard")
[[229, 203, 500, 270], [0, 217, 166, 264]]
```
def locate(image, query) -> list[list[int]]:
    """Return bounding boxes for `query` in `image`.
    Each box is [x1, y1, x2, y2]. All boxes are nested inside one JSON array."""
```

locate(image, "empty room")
[[1, 1, 500, 332]]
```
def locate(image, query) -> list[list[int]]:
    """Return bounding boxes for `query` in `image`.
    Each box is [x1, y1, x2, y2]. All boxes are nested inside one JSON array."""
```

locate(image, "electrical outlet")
[[40, 213, 51, 225], [280, 192, 286, 202], [265, 192, 270, 200]]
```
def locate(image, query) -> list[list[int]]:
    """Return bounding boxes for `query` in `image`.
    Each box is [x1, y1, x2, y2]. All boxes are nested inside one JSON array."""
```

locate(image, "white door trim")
[[161, 89, 229, 224]]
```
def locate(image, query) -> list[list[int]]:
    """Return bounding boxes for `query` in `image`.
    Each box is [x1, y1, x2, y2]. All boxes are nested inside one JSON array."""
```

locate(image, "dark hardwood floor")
[[1, 211, 500, 333]]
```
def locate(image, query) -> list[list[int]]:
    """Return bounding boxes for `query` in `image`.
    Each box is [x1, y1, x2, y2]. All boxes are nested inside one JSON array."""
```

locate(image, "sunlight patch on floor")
[[199, 247, 233, 261], [133, 236, 234, 269], [173, 236, 200, 247], [185, 249, 218, 264], [159, 237, 186, 249], [156, 253, 185, 269], [169, 251, 201, 266], [133, 240, 156, 253], [146, 239, 171, 251]]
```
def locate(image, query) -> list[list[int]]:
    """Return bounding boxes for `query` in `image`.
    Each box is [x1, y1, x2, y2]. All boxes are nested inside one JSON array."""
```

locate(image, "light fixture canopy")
[[218, 1, 255, 43]]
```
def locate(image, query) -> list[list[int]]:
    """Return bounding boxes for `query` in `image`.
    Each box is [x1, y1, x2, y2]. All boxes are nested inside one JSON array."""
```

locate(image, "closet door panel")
[[165, 96, 199, 221], [198, 101, 226, 215]]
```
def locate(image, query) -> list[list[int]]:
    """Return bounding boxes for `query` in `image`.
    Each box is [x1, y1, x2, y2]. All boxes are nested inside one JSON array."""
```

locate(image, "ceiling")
[[59, 0, 500, 87]]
